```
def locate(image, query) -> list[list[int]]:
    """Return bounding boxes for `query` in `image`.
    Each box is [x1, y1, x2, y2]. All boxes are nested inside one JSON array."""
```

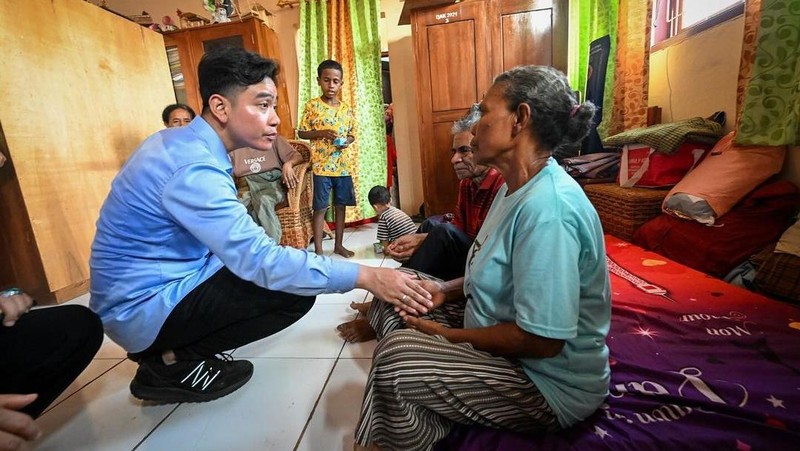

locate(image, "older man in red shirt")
[[385, 130, 504, 280], [338, 105, 505, 342]]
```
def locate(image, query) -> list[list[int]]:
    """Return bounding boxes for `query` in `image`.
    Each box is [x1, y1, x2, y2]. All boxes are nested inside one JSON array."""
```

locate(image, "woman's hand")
[[0, 291, 34, 327], [356, 267, 432, 315], [384, 233, 427, 262], [403, 316, 445, 336], [396, 280, 450, 332], [0, 394, 40, 450], [281, 162, 298, 190]]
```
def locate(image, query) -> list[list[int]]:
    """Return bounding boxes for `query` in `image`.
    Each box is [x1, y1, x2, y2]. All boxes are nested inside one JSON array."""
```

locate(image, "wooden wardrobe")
[[404, 0, 568, 215]]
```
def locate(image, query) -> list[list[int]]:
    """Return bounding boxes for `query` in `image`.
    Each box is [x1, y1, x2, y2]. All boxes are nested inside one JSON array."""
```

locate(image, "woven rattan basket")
[[583, 183, 669, 241]]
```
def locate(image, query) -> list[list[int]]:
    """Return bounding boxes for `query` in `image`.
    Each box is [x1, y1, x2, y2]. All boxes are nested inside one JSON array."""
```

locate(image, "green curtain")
[[297, 1, 327, 127], [736, 0, 800, 146], [298, 0, 386, 223], [347, 0, 387, 222], [568, 0, 619, 139]]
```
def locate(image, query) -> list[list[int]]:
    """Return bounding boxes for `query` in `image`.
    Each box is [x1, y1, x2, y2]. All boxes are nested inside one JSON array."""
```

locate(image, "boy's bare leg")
[[312, 209, 327, 255], [333, 205, 354, 258]]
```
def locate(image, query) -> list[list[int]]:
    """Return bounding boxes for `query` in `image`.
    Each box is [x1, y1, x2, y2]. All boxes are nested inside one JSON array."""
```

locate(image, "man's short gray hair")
[[451, 103, 481, 134]]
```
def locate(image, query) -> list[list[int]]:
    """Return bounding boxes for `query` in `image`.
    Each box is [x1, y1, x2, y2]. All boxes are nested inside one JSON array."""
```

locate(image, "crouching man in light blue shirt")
[[90, 47, 432, 404]]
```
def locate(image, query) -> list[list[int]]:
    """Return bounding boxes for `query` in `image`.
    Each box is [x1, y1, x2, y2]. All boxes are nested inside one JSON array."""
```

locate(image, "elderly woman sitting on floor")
[[353, 65, 611, 451]]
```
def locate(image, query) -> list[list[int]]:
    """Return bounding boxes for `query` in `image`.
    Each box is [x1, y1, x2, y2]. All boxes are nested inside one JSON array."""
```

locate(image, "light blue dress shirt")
[[90, 117, 359, 352]]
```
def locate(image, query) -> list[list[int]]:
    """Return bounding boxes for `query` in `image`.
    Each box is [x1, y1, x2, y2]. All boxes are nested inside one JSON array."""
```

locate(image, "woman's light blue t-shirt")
[[464, 158, 611, 428]]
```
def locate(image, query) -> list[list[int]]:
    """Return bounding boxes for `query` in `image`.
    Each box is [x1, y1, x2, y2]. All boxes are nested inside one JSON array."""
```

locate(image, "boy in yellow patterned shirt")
[[298, 60, 357, 257]]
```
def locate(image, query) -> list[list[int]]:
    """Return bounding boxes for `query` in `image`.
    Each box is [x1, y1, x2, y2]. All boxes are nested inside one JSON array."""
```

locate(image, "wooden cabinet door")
[[186, 20, 260, 60], [413, 0, 492, 216], [492, 0, 568, 75], [164, 31, 200, 113]]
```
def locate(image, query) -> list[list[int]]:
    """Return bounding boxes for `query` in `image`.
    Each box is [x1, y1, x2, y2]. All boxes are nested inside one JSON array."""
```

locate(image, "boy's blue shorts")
[[313, 175, 356, 211]]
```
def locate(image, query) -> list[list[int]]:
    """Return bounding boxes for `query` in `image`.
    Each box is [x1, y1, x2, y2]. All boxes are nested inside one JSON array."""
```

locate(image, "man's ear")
[[512, 103, 531, 136], [208, 94, 229, 124]]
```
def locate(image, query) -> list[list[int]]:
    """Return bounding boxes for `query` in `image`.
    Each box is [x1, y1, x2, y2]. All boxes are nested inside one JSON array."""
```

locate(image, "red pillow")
[[634, 181, 799, 278]]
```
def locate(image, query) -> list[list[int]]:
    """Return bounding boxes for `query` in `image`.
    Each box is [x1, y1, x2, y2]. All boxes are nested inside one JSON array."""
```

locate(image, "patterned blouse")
[[299, 97, 357, 176]]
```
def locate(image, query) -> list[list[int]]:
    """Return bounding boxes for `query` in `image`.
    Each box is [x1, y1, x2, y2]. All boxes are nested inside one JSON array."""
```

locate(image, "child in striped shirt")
[[369, 186, 417, 252]]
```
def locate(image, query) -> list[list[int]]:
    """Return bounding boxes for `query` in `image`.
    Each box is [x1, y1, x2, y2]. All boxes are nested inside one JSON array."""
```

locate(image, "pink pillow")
[[662, 132, 786, 224]]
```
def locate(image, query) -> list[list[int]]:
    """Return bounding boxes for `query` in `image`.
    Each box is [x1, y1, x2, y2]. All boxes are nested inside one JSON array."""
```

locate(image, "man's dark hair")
[[197, 47, 280, 112], [317, 59, 343, 77], [368, 185, 391, 206], [161, 103, 196, 124]]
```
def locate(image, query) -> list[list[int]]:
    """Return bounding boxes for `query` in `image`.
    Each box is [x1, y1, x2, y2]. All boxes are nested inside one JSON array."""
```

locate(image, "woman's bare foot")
[[337, 318, 377, 342], [354, 443, 381, 451], [350, 301, 372, 315], [334, 245, 355, 258]]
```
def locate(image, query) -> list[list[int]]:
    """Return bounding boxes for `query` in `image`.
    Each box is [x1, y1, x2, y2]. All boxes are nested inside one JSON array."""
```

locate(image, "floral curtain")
[[735, 0, 800, 146], [568, 0, 618, 139], [298, 0, 386, 224], [608, 0, 651, 135]]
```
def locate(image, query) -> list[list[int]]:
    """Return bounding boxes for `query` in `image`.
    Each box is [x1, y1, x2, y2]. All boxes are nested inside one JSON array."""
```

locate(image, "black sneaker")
[[130, 353, 253, 403]]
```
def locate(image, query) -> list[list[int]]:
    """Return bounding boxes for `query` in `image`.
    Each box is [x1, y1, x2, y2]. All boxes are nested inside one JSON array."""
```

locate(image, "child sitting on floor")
[[369, 185, 417, 252]]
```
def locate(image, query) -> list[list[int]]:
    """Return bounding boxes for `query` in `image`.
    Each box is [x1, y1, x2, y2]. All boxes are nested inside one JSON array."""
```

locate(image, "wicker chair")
[[276, 140, 315, 249]]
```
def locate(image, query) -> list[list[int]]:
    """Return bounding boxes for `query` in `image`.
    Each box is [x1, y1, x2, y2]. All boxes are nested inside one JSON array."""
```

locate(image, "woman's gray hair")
[[451, 103, 481, 134], [493, 66, 596, 152]]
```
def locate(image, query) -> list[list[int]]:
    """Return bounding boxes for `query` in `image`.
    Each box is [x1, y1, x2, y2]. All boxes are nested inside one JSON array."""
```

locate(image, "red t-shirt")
[[453, 168, 505, 240]]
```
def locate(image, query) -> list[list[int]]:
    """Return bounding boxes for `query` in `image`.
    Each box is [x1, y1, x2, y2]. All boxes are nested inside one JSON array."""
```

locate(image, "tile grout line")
[[131, 403, 183, 450], [292, 323, 351, 451], [39, 358, 127, 417], [291, 229, 373, 450]]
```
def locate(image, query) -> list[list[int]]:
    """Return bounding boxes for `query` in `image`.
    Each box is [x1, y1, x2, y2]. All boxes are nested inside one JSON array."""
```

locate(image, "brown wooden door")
[[492, 0, 568, 75], [413, 0, 492, 216]]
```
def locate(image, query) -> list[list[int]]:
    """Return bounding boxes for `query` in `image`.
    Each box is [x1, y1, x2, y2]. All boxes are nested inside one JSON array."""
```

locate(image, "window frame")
[[651, 0, 744, 51]]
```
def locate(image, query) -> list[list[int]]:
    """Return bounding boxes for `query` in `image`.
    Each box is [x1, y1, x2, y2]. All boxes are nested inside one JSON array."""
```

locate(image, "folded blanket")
[[604, 117, 723, 154]]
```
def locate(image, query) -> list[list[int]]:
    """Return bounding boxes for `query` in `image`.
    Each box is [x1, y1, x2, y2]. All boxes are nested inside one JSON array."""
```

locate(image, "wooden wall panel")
[[413, 0, 492, 215], [426, 21, 477, 112], [500, 9, 553, 71], [429, 122, 461, 214], [0, 0, 175, 300]]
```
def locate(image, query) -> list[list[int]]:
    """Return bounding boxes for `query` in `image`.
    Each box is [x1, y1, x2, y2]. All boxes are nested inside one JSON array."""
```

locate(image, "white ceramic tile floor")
[[28, 224, 398, 451]]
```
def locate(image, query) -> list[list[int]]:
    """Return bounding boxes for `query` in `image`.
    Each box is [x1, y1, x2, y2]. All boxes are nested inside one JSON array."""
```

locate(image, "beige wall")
[[382, 1, 424, 215], [649, 15, 799, 186]]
